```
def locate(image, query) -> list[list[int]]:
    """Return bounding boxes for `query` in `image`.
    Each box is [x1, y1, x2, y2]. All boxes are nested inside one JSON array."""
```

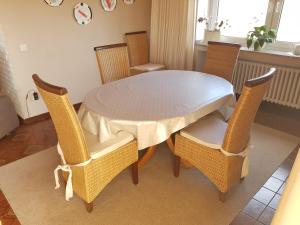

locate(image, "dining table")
[[78, 70, 235, 167]]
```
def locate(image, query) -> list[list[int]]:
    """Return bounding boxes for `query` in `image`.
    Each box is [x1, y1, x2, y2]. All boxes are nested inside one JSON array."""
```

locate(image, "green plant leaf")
[[247, 39, 253, 48], [246, 24, 277, 50], [258, 38, 265, 47], [268, 30, 277, 38], [254, 41, 260, 51], [260, 25, 267, 31]]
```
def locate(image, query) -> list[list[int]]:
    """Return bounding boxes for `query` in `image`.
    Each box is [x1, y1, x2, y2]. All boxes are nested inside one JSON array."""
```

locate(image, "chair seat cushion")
[[84, 130, 134, 159], [131, 63, 166, 72], [180, 114, 228, 149]]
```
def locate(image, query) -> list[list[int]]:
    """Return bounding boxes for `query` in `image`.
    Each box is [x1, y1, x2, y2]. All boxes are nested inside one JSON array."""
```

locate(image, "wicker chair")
[[174, 68, 276, 201], [32, 74, 138, 212], [202, 41, 241, 82], [94, 43, 131, 84], [125, 31, 166, 74]]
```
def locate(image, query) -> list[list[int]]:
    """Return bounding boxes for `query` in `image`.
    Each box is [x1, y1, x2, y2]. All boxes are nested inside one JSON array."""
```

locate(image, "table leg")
[[138, 136, 192, 169], [166, 137, 175, 153], [138, 145, 157, 168], [166, 136, 192, 167]]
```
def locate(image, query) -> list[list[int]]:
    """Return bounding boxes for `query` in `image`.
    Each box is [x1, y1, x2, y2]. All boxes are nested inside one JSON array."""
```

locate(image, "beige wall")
[[0, 0, 151, 118]]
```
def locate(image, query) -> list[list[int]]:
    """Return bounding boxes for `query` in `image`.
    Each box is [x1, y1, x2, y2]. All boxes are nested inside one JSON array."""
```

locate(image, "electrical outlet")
[[33, 92, 39, 100], [19, 44, 28, 52]]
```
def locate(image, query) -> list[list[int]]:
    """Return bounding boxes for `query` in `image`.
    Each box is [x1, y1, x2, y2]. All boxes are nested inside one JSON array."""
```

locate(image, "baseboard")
[[19, 102, 82, 125]]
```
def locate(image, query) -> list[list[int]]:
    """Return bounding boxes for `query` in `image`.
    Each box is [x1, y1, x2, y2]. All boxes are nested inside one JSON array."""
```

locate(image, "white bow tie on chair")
[[220, 144, 253, 178], [54, 143, 92, 201]]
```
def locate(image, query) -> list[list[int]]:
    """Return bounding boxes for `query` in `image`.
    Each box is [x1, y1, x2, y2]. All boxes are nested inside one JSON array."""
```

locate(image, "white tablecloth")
[[78, 70, 235, 150]]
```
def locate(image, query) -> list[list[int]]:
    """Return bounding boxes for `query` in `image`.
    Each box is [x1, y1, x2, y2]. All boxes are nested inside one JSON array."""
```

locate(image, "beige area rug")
[[0, 124, 299, 225]]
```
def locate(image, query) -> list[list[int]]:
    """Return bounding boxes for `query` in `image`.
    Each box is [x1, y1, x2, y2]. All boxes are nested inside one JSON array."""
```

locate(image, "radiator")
[[232, 60, 300, 109]]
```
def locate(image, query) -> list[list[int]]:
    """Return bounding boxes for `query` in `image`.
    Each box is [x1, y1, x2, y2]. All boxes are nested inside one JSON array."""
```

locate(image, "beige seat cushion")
[[84, 130, 134, 159], [131, 63, 166, 72], [180, 114, 228, 149]]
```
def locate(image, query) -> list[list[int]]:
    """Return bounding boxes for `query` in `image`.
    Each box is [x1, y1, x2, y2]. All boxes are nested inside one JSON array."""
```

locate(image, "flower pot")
[[253, 42, 266, 51], [293, 44, 300, 55], [203, 30, 220, 44]]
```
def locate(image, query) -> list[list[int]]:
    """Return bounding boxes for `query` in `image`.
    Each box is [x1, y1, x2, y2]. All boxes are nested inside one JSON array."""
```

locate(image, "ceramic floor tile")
[[277, 182, 286, 195], [272, 167, 290, 181], [269, 194, 281, 210], [243, 199, 266, 219], [230, 212, 256, 225], [263, 177, 284, 192], [253, 187, 276, 205], [258, 207, 275, 225]]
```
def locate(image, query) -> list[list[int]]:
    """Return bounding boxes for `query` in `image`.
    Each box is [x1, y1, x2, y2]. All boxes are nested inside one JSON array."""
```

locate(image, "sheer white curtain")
[[150, 0, 197, 70]]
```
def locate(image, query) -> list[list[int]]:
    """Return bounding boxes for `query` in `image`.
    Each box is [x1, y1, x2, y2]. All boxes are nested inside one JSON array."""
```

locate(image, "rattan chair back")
[[222, 68, 276, 154], [125, 31, 149, 67], [202, 41, 241, 82], [94, 43, 130, 84], [32, 74, 89, 165]]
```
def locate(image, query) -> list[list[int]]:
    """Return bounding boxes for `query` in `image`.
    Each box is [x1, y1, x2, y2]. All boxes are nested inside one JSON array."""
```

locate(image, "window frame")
[[196, 0, 298, 52]]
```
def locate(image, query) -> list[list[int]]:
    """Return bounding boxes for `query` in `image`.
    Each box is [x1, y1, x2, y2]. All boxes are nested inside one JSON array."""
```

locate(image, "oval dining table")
[[78, 70, 235, 167]]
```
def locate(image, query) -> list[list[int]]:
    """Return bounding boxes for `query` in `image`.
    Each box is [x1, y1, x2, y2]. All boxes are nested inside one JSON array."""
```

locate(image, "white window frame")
[[196, 0, 298, 52]]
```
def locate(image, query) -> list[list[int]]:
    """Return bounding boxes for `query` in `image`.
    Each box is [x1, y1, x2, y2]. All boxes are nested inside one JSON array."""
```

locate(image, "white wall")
[[0, 27, 21, 112], [0, 0, 151, 118]]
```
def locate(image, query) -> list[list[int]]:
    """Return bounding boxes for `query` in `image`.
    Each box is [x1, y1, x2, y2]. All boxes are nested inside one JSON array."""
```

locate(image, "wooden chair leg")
[[174, 155, 181, 177], [84, 201, 93, 213], [219, 191, 227, 202], [132, 161, 138, 185]]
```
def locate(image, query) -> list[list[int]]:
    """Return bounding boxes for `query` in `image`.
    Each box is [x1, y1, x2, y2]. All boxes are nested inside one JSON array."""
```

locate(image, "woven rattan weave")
[[32, 74, 138, 212], [94, 43, 131, 84], [202, 41, 241, 82], [174, 68, 276, 201]]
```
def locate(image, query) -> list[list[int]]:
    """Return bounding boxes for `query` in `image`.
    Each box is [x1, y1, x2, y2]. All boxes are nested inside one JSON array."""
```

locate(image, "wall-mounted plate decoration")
[[44, 0, 64, 7], [74, 3, 92, 25], [101, 0, 117, 12], [124, 0, 135, 5]]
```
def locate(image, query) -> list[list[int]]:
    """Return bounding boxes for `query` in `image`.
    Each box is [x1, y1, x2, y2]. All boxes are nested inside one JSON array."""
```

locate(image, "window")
[[195, 0, 209, 40], [218, 0, 269, 37], [276, 0, 300, 42], [196, 0, 300, 48]]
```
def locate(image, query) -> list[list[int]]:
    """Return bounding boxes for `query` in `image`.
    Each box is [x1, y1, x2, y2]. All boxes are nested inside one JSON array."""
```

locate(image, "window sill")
[[240, 47, 300, 59], [195, 42, 300, 69]]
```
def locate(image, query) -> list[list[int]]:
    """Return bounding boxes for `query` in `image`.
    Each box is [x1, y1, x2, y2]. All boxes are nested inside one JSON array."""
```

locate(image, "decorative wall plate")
[[101, 0, 117, 12], [44, 0, 64, 7], [124, 0, 135, 5], [74, 3, 92, 25]]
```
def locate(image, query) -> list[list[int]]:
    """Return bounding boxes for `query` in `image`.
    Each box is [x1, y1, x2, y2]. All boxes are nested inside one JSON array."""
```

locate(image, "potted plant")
[[247, 25, 277, 51], [198, 17, 230, 43]]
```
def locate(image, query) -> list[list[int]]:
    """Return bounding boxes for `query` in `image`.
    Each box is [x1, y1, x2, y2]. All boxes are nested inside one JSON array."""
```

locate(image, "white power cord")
[[25, 89, 36, 118]]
